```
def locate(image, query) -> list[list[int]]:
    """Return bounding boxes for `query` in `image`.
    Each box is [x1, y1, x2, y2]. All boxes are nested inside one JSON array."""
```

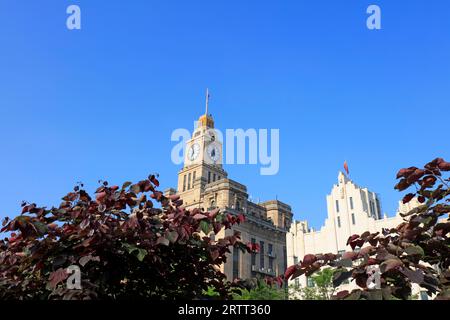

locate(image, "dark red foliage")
[[246, 242, 260, 253], [287, 158, 450, 300], [0, 176, 255, 300]]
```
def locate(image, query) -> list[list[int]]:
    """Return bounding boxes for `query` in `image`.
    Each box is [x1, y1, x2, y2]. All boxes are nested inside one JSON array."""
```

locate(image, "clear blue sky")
[[1, 1, 449, 229]]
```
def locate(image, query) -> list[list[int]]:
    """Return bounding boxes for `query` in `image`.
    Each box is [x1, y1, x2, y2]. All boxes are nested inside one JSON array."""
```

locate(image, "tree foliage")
[[0, 175, 257, 300], [231, 279, 286, 300], [285, 158, 450, 300], [289, 268, 336, 300]]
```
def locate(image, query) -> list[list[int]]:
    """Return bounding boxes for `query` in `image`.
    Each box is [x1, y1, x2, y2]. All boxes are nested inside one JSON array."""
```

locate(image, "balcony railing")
[[251, 265, 276, 276]]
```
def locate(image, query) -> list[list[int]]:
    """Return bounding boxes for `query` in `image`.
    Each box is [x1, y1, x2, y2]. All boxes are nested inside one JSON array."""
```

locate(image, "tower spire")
[[198, 88, 214, 128], [205, 88, 210, 116]]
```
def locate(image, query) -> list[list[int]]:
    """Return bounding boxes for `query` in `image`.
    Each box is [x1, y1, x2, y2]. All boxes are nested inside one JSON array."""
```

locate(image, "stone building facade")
[[165, 107, 293, 281]]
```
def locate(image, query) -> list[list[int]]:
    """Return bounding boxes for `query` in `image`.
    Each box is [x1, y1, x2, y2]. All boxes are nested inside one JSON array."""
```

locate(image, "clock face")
[[187, 143, 200, 161], [207, 143, 220, 163]]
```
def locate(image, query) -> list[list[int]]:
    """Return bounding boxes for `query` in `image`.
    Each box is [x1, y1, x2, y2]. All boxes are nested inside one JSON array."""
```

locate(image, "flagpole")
[[344, 160, 350, 177], [205, 88, 209, 116]]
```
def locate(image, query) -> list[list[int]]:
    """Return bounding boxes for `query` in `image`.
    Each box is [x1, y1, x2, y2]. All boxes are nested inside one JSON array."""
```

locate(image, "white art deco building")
[[286, 171, 423, 296]]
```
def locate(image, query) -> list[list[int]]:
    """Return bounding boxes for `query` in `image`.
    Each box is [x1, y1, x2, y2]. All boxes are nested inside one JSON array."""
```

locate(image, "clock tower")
[[176, 89, 228, 209], [165, 89, 292, 283]]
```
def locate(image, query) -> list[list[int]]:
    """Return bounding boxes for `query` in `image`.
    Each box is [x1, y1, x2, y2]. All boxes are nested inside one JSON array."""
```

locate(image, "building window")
[[251, 238, 256, 267], [336, 200, 340, 213], [376, 199, 382, 219], [208, 171, 211, 183], [183, 175, 186, 192], [337, 216, 341, 228], [259, 241, 265, 268], [187, 173, 191, 190], [192, 171, 196, 187], [351, 213, 356, 225], [268, 244, 274, 270], [349, 197, 354, 210], [213, 173, 216, 182], [294, 278, 300, 289], [307, 277, 315, 288], [232, 247, 240, 280], [218, 176, 221, 180]]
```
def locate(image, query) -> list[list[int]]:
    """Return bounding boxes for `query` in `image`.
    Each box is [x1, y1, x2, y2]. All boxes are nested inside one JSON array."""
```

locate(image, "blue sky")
[[0, 0, 449, 229]]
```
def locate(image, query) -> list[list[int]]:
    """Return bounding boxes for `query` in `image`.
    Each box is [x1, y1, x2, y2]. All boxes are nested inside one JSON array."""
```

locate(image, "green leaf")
[[131, 184, 141, 194], [166, 230, 179, 243], [405, 245, 425, 257], [32, 221, 48, 235], [122, 181, 132, 189], [136, 248, 147, 262], [122, 243, 147, 261], [199, 220, 211, 234], [157, 236, 170, 246], [122, 243, 138, 254]]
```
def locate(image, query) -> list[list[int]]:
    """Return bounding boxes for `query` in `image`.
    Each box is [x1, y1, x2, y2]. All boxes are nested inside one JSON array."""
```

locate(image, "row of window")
[[207, 171, 221, 184], [182, 171, 222, 192], [335, 196, 355, 213], [337, 195, 381, 219], [233, 238, 276, 280], [182, 171, 196, 192], [336, 213, 356, 228], [335, 197, 358, 228], [293, 275, 315, 288]]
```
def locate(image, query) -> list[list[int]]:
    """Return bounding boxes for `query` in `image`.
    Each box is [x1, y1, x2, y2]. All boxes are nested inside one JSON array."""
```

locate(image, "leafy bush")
[[232, 279, 286, 300], [0, 175, 256, 300], [285, 158, 450, 300], [289, 268, 336, 300]]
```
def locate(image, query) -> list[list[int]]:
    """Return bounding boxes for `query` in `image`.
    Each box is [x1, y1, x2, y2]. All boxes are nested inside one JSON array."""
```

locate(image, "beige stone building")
[[286, 172, 427, 299], [165, 105, 293, 281]]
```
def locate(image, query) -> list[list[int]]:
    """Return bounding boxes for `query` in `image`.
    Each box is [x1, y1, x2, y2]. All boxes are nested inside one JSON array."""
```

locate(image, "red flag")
[[344, 161, 349, 175]]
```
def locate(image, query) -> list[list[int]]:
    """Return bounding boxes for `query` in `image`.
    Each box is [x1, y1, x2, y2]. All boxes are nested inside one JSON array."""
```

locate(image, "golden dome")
[[198, 114, 214, 128]]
